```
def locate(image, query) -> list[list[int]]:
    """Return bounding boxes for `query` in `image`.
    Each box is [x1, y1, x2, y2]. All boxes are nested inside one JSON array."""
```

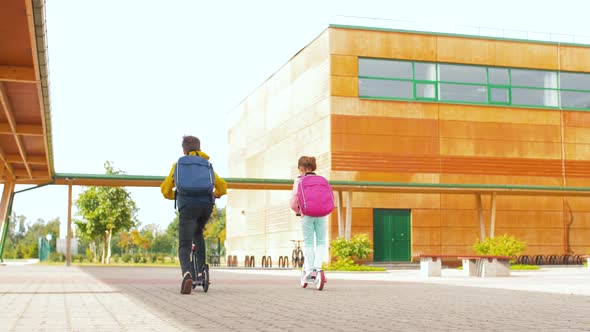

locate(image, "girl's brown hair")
[[297, 156, 317, 172]]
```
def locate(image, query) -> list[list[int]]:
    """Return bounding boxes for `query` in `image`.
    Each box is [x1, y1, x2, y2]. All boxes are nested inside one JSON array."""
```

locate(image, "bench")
[[414, 254, 511, 277]]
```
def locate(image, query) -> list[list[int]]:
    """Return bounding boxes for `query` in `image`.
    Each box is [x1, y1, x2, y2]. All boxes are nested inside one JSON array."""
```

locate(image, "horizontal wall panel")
[[332, 152, 570, 178], [440, 120, 561, 142], [441, 174, 563, 186], [332, 115, 440, 137], [331, 54, 358, 77], [565, 143, 590, 161], [332, 152, 441, 173], [569, 229, 590, 245], [521, 245, 566, 255], [413, 228, 441, 246], [441, 137, 562, 159], [495, 228, 564, 245], [437, 36, 496, 65], [330, 28, 437, 61], [332, 134, 440, 155], [352, 192, 441, 209], [331, 75, 358, 97], [440, 228, 481, 245], [438, 104, 561, 125], [564, 127, 590, 144], [411, 209, 441, 228], [559, 46, 590, 73], [564, 111, 590, 128], [441, 156, 562, 177], [330, 170, 440, 183], [565, 160, 590, 177], [495, 40, 558, 69], [440, 194, 563, 211], [569, 212, 590, 228], [412, 245, 442, 256]]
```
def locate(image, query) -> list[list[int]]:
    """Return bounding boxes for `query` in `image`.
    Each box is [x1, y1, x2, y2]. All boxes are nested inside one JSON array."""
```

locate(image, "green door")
[[373, 209, 411, 261]]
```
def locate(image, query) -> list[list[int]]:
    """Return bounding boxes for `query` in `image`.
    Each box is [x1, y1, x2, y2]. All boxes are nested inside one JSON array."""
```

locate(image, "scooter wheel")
[[202, 265, 210, 293], [316, 270, 326, 291], [300, 271, 308, 288]]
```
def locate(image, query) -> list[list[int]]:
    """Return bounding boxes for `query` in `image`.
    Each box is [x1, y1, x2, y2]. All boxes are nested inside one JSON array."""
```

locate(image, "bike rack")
[[278, 256, 289, 268], [226, 255, 238, 267], [261, 256, 273, 268]]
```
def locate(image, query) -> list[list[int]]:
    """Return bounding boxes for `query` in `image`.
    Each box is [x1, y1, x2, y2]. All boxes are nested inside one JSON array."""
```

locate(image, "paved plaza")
[[0, 264, 589, 331]]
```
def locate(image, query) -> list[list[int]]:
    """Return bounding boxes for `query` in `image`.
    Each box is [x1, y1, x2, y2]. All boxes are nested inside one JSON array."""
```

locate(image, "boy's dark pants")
[[178, 204, 213, 278]]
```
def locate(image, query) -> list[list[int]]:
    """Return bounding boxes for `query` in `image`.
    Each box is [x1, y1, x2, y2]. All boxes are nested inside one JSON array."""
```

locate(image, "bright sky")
[[9, 0, 590, 238]]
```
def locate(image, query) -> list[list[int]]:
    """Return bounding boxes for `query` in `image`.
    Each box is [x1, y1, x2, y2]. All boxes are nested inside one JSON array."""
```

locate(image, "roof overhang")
[[0, 0, 54, 185]]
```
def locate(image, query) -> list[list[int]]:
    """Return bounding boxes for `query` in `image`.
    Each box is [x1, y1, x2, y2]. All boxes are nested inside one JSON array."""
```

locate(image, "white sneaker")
[[300, 270, 308, 283]]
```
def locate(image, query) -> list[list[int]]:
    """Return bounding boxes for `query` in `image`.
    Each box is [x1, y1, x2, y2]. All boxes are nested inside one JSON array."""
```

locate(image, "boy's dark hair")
[[298, 156, 317, 172], [182, 135, 200, 153]]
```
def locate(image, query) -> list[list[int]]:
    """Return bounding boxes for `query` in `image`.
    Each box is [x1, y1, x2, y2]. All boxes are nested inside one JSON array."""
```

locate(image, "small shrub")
[[121, 253, 132, 263], [49, 252, 65, 262], [331, 234, 374, 261], [73, 254, 84, 263], [473, 234, 526, 257], [132, 254, 141, 263], [325, 234, 377, 271], [110, 254, 120, 263]]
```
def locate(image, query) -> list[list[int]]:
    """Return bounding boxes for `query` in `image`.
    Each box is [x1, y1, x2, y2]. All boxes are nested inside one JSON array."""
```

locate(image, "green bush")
[[49, 252, 65, 262], [473, 234, 526, 257], [72, 254, 84, 263], [331, 233, 373, 260], [121, 253, 132, 263], [325, 234, 376, 271], [110, 254, 120, 263]]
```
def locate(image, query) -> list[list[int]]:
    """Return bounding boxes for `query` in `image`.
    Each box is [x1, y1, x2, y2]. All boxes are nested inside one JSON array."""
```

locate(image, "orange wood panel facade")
[[329, 27, 590, 258], [227, 26, 590, 264]]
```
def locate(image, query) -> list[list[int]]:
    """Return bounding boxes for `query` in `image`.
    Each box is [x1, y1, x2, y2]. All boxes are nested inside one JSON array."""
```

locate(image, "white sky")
[[8, 0, 590, 238]]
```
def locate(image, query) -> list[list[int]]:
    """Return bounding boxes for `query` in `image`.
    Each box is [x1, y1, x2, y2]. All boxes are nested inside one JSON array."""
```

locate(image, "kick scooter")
[[191, 243, 210, 292], [300, 268, 326, 291]]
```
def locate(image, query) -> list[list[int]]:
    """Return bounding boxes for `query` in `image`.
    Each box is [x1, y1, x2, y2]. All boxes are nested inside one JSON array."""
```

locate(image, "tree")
[[204, 207, 226, 242], [151, 233, 175, 255], [75, 161, 138, 264]]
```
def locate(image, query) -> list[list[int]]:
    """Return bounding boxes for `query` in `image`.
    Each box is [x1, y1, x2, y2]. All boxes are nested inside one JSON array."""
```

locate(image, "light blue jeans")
[[301, 215, 327, 272]]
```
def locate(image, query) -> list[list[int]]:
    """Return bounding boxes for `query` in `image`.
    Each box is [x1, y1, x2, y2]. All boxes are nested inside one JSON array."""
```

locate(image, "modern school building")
[[224, 22, 590, 264]]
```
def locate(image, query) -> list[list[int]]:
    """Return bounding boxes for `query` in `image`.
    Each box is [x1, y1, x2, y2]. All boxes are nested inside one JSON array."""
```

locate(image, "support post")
[[0, 180, 16, 262], [66, 179, 73, 267], [344, 192, 352, 240], [336, 191, 343, 238], [490, 192, 497, 238], [476, 193, 486, 240]]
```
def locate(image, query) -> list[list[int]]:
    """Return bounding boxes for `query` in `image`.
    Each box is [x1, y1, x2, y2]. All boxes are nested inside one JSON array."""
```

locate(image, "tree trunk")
[[106, 229, 113, 264], [90, 241, 97, 263], [101, 235, 106, 264]]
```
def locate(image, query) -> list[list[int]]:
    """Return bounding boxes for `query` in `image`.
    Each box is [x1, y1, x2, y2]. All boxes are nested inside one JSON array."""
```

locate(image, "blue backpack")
[[174, 155, 215, 197]]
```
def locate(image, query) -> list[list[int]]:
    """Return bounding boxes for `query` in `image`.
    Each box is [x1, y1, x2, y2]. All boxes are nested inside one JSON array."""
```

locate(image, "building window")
[[359, 58, 412, 79], [439, 64, 487, 84], [359, 78, 413, 99], [358, 57, 590, 111], [560, 72, 590, 109]]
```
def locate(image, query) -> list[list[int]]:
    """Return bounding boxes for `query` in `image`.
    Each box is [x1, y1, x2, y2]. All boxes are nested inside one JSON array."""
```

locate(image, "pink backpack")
[[294, 175, 334, 217]]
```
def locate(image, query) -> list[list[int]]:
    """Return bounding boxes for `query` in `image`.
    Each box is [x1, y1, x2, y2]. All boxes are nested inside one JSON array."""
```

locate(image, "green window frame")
[[357, 57, 590, 111]]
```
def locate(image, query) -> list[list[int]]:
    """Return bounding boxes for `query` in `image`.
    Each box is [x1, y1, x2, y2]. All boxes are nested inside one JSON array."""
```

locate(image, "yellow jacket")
[[160, 150, 227, 200]]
